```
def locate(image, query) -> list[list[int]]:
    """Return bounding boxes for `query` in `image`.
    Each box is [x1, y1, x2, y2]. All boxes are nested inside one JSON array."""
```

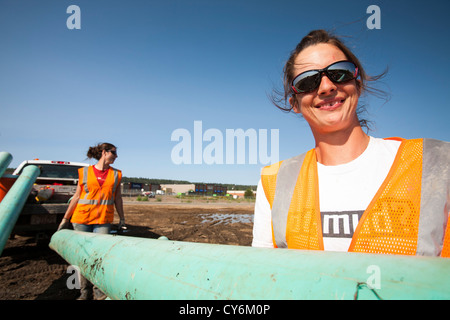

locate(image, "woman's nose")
[[317, 74, 337, 96]]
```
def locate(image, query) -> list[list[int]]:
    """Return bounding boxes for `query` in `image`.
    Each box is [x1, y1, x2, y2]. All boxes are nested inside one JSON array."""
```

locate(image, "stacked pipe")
[[0, 152, 40, 255]]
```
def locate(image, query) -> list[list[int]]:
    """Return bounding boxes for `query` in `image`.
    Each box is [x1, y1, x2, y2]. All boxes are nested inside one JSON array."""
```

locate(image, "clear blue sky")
[[1, 0, 449, 185]]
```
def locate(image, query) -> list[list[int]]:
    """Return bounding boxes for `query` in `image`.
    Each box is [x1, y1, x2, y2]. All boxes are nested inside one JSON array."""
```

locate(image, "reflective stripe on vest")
[[80, 166, 89, 198], [417, 139, 450, 256], [271, 153, 307, 249], [77, 199, 115, 205], [263, 138, 450, 257]]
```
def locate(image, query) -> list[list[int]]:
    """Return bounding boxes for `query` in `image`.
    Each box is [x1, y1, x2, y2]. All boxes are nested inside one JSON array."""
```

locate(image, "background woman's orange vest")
[[71, 166, 121, 225]]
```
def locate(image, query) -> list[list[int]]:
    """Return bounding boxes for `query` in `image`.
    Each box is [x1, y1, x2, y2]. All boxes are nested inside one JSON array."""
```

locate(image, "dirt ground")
[[0, 196, 255, 300]]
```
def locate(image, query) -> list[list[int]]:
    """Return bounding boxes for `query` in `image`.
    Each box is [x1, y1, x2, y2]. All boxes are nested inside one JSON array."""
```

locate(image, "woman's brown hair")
[[87, 143, 117, 160]]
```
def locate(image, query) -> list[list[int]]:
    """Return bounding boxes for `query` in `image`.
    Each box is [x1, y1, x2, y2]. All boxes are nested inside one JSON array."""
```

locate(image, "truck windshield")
[[21, 164, 85, 179]]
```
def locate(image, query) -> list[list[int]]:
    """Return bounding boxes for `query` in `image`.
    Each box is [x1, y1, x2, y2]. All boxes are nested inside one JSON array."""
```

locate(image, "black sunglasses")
[[108, 150, 117, 156], [291, 60, 359, 94]]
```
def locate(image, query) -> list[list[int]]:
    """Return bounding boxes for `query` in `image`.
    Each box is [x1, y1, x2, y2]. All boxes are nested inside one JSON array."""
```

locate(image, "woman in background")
[[58, 142, 125, 299]]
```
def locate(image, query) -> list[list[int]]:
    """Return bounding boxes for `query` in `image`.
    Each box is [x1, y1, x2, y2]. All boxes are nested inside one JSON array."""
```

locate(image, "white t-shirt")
[[252, 136, 402, 251]]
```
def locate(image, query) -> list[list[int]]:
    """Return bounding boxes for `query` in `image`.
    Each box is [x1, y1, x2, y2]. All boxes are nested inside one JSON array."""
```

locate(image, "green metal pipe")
[[0, 165, 40, 255], [50, 230, 450, 300], [0, 152, 13, 178]]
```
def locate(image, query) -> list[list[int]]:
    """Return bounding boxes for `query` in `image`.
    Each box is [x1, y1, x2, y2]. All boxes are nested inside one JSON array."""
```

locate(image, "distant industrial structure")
[[194, 184, 227, 196], [121, 182, 229, 196], [160, 184, 195, 195], [121, 182, 160, 196], [226, 190, 248, 199]]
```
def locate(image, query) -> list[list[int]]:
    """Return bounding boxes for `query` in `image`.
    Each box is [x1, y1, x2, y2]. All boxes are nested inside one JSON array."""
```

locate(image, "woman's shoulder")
[[376, 136, 450, 153], [261, 150, 312, 176]]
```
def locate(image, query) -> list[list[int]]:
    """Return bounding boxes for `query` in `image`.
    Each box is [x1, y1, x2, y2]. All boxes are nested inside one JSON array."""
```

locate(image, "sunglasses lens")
[[292, 71, 321, 93], [327, 61, 358, 83]]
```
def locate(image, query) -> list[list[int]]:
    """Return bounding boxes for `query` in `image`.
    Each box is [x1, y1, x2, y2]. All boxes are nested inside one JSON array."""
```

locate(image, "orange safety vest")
[[261, 138, 450, 257], [71, 166, 122, 225]]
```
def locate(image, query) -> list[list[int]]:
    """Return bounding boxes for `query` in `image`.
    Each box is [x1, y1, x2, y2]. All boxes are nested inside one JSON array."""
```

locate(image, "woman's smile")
[[314, 97, 346, 110]]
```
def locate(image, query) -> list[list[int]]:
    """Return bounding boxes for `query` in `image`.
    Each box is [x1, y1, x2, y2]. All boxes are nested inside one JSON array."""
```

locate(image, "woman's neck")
[[94, 159, 110, 171], [313, 125, 370, 166]]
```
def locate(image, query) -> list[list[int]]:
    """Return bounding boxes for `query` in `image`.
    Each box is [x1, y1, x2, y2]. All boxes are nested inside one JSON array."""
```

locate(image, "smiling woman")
[[271, 29, 388, 131], [252, 29, 450, 259]]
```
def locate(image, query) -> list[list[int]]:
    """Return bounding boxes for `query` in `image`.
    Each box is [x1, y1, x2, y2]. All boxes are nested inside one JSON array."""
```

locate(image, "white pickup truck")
[[11, 159, 89, 243]]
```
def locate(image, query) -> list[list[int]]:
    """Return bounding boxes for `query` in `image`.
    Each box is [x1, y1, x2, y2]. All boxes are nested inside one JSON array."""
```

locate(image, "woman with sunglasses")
[[58, 142, 125, 299], [252, 30, 450, 258]]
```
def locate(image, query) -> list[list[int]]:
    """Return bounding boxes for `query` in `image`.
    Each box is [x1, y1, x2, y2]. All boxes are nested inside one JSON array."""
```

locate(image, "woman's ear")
[[289, 96, 301, 114]]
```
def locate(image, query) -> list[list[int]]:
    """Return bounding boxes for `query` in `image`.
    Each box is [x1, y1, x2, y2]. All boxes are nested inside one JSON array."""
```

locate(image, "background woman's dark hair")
[[87, 142, 117, 160], [271, 29, 389, 130]]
